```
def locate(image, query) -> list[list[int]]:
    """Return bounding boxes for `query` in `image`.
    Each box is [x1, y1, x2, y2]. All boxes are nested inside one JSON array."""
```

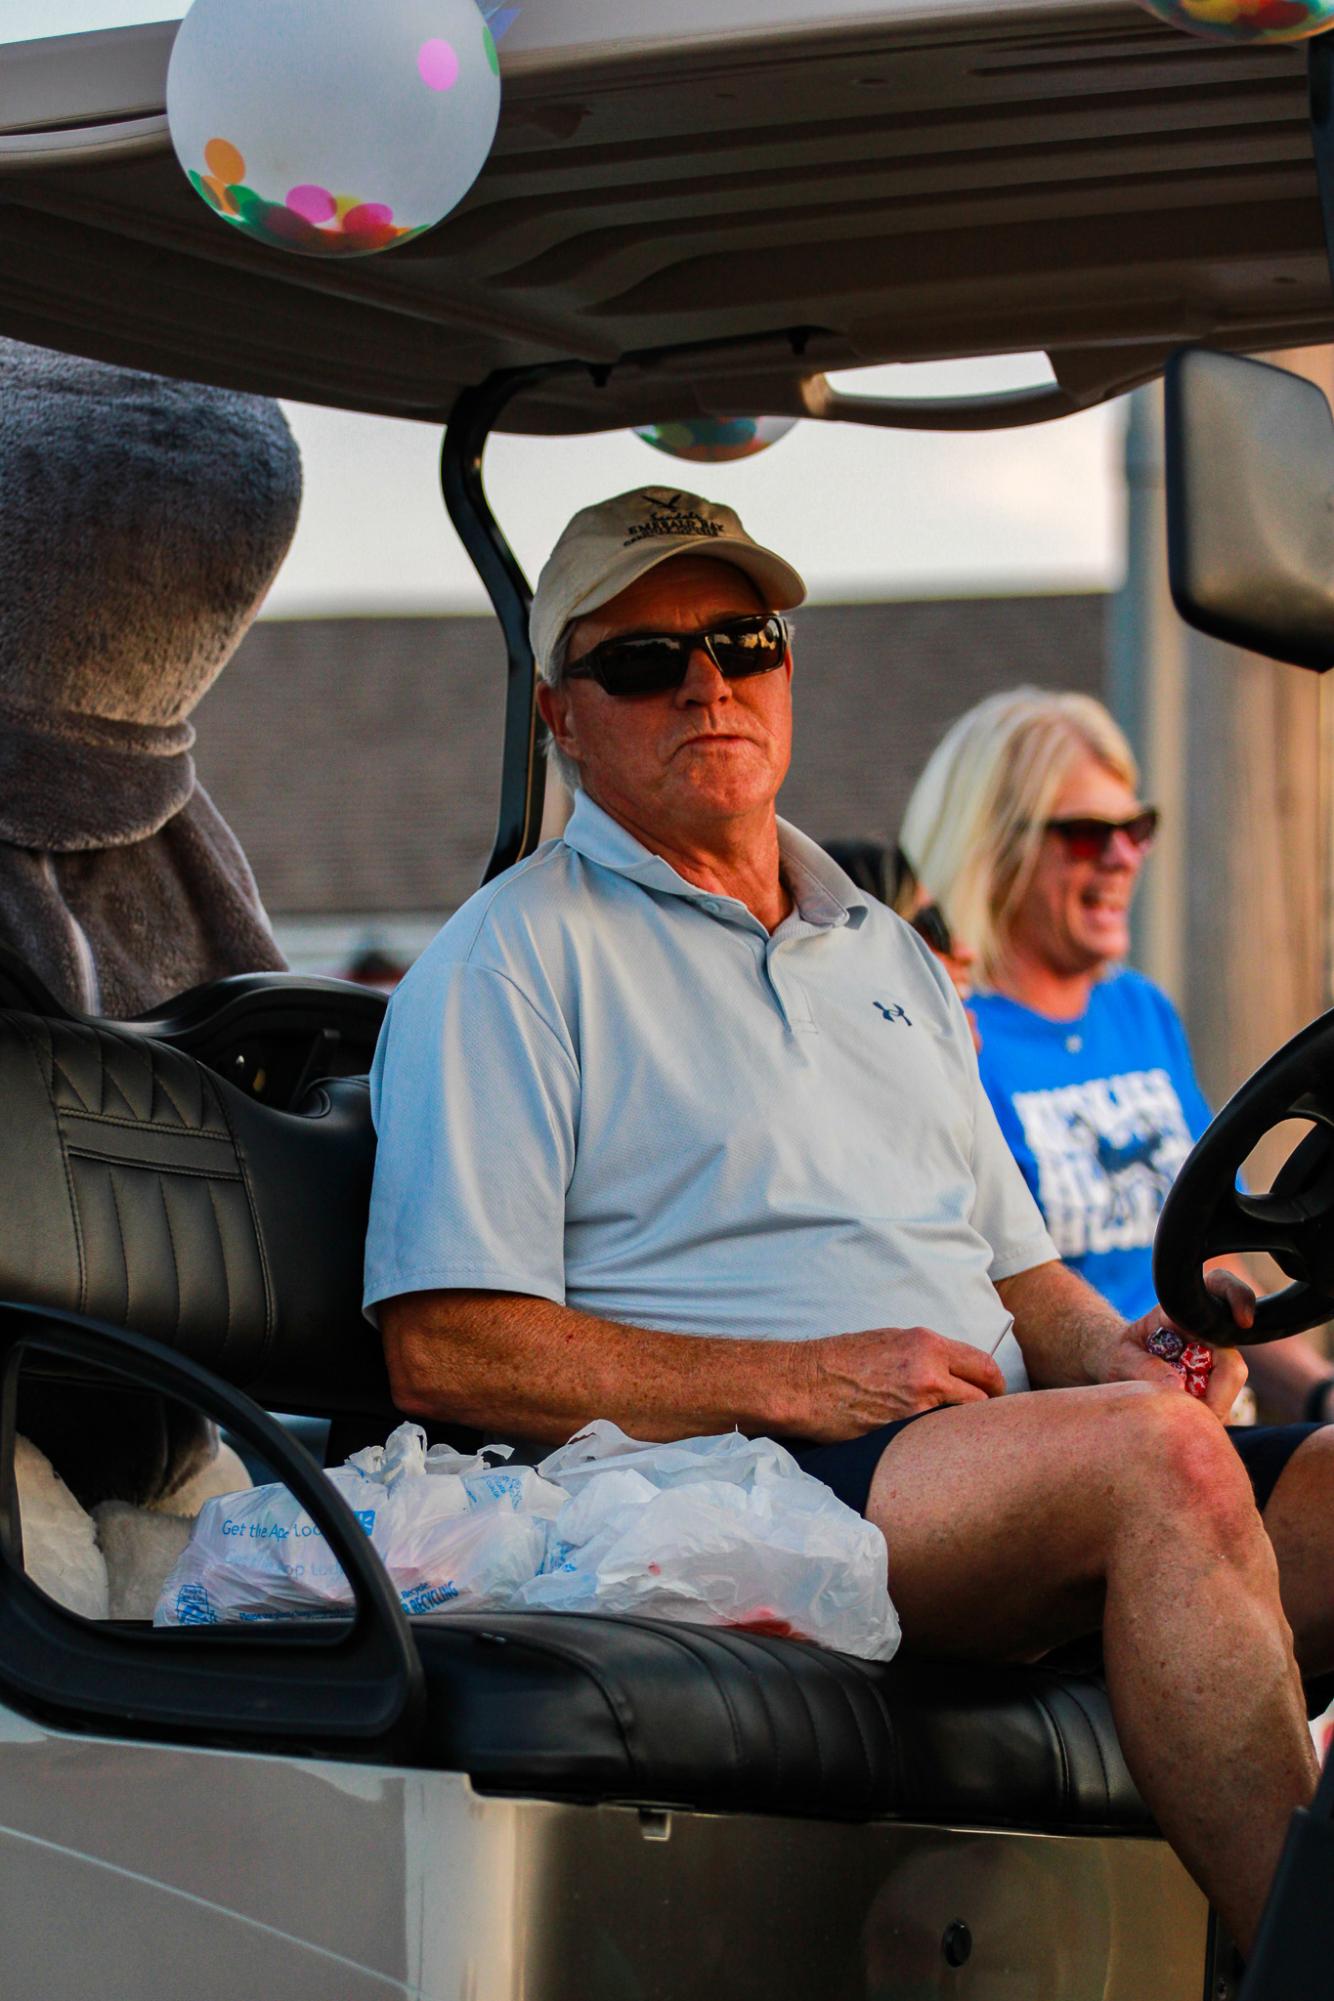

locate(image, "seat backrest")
[[0, 941, 389, 1110], [0, 1010, 392, 1417]]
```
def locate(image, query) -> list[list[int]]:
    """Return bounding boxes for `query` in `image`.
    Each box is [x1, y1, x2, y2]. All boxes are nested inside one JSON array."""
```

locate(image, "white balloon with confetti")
[[634, 416, 800, 464], [167, 0, 503, 257], [1135, 0, 1334, 39]]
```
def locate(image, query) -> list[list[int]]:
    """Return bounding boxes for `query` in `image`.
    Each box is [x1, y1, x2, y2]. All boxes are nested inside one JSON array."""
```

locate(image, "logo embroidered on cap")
[[873, 1001, 912, 1026], [623, 492, 726, 549]]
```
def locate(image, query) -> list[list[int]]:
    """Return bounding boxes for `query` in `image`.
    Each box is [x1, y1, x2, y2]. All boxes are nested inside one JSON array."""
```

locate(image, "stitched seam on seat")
[[711, 1629, 875, 1807], [158, 1176, 182, 1342], [690, 1628, 784, 1791], [1057, 1680, 1115, 1813], [63, 1151, 242, 1182], [52, 1054, 92, 1115], [13, 1016, 87, 1311], [781, 1642, 879, 1804], [204, 1178, 234, 1366], [796, 1645, 878, 1799], [45, 1020, 94, 1116], [99, 1050, 141, 1122], [211, 1087, 276, 1359], [58, 1112, 231, 1139], [106, 1171, 131, 1325], [836, 1656, 888, 1800], [617, 1617, 746, 1771], [49, 1039, 93, 1116], [1034, 1687, 1074, 1813], [469, 1626, 638, 1766], [152, 1060, 194, 1130]]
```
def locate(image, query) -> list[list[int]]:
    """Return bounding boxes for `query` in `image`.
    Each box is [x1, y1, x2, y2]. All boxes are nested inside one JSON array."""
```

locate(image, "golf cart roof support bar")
[[1310, 36, 1334, 322], [441, 364, 575, 884]]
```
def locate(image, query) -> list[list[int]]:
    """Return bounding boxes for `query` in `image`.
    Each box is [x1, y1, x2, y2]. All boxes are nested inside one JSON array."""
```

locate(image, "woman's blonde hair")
[[898, 688, 1139, 988]]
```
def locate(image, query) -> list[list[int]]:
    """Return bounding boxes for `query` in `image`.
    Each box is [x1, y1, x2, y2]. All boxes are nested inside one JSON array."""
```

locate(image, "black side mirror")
[[1164, 348, 1334, 674]]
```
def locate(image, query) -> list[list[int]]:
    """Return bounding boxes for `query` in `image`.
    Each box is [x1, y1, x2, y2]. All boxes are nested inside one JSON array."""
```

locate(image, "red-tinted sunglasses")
[[1045, 807, 1159, 862]]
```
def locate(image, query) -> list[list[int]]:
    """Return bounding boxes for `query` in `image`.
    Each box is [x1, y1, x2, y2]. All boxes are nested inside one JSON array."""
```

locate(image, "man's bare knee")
[[1109, 1388, 1260, 1541]]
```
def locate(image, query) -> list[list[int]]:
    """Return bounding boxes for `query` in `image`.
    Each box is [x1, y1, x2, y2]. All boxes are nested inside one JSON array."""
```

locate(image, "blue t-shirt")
[[970, 970, 1213, 1320]]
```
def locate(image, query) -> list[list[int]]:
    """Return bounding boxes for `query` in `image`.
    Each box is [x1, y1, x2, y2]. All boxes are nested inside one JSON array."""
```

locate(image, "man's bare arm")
[[998, 1258, 1252, 1418], [380, 1289, 1005, 1445], [997, 1260, 1128, 1388]]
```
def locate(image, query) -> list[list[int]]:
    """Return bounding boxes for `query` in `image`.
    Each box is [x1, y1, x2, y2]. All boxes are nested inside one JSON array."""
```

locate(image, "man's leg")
[[865, 1381, 1317, 1956], [1255, 1424, 1334, 1671]]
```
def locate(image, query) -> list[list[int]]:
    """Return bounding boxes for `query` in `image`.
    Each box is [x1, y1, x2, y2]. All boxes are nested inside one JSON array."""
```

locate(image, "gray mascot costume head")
[[2, 343, 299, 1539], [0, 338, 298, 1014]]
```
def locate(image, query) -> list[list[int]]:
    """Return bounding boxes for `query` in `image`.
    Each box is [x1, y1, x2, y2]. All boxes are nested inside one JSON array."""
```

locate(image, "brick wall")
[[194, 595, 1107, 920]]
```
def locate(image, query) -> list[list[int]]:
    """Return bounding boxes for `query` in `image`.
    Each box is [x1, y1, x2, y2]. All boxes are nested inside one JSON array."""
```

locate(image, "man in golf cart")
[[365, 484, 1334, 1956]]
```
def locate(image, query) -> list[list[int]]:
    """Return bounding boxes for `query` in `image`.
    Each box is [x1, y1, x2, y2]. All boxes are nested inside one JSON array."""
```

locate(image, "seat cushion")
[[412, 1613, 1152, 1833]]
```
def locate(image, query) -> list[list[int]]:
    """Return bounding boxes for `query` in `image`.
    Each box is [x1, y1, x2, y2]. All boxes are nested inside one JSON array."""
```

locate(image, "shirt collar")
[[561, 792, 869, 932]]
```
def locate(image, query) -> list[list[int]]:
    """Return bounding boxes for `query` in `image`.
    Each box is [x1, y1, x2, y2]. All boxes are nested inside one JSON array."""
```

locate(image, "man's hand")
[[1115, 1269, 1255, 1420], [796, 1325, 1007, 1445]]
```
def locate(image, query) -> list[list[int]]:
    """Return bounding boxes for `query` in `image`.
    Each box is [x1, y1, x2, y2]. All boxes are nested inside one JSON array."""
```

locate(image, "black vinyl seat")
[[0, 940, 387, 1111], [412, 1613, 1150, 1831], [0, 1006, 391, 1418], [0, 1005, 1152, 1830]]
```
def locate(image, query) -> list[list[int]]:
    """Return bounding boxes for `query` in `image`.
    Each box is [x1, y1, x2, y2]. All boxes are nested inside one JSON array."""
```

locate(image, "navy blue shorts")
[[792, 1410, 1327, 1519]]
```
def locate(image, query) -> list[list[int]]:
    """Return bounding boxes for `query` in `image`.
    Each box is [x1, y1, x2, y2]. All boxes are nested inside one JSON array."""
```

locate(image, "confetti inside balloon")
[[634, 416, 799, 464], [168, 0, 503, 257], [1136, 0, 1334, 42]]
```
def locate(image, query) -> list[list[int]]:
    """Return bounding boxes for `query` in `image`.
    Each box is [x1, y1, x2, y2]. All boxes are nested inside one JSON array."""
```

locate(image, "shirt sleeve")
[[362, 955, 579, 1318]]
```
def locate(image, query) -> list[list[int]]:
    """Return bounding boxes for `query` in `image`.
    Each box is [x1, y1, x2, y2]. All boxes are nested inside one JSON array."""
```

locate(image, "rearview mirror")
[[1164, 348, 1334, 674]]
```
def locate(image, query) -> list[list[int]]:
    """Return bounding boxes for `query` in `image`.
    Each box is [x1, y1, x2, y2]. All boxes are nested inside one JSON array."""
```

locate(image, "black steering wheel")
[[1154, 1008, 1334, 1343]]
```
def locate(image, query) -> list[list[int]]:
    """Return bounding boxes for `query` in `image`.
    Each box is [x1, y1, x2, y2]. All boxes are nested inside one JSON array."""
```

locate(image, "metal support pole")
[[1236, 48, 1334, 1994], [1310, 34, 1334, 299], [440, 364, 580, 883]]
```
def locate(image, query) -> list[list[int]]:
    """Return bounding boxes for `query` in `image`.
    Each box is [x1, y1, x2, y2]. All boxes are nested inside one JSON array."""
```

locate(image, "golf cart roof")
[[0, 0, 1328, 435]]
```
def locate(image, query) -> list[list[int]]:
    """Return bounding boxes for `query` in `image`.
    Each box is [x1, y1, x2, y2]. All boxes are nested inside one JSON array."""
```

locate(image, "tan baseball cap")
[[530, 486, 807, 678]]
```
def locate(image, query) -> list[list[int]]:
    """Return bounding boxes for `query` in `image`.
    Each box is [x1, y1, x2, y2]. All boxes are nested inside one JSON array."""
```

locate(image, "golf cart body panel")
[[0, 3, 1329, 437], [0, 1711, 1207, 2000]]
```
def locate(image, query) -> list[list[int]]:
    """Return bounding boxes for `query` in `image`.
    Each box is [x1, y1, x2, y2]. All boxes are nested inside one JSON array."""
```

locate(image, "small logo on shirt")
[[873, 1001, 912, 1026]]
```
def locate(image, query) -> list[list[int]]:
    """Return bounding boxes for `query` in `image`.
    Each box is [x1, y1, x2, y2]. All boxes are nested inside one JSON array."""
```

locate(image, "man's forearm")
[[997, 1259, 1126, 1388], [380, 1288, 812, 1443]]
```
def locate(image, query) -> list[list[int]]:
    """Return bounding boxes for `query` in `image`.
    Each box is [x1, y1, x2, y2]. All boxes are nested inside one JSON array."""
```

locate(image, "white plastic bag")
[[155, 1417, 900, 1661], [520, 1421, 900, 1662], [154, 1422, 561, 1626]]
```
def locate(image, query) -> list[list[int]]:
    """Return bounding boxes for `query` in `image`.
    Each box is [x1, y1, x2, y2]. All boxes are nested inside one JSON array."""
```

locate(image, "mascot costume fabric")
[[0, 337, 296, 1014], [0, 340, 302, 1592]]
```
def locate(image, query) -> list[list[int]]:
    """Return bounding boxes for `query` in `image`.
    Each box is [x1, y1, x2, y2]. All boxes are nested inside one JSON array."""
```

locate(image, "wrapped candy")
[[1147, 1325, 1213, 1400]]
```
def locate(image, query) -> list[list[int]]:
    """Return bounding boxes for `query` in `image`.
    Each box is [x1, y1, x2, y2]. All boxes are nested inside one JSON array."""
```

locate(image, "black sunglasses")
[[564, 613, 790, 698], [1045, 807, 1159, 862]]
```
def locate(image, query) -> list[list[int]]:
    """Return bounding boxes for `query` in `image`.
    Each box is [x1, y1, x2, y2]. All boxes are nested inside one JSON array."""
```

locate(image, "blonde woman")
[[900, 687, 1334, 1430]]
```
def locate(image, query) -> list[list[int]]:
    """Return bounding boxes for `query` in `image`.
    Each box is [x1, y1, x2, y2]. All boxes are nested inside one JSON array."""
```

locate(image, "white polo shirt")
[[363, 795, 1057, 1390]]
